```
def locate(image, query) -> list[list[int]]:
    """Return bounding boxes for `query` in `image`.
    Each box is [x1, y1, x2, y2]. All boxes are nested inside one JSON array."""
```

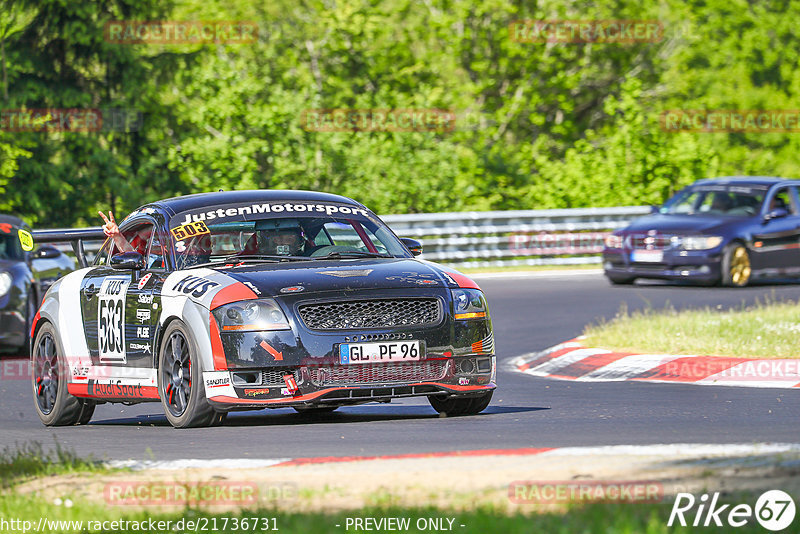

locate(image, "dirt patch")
[[9, 445, 800, 513]]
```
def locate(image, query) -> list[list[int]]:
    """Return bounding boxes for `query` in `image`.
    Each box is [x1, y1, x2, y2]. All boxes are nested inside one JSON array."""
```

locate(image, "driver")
[[255, 219, 306, 256]]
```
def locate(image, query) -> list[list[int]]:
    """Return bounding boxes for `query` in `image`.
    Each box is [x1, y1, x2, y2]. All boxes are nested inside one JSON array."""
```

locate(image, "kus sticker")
[[172, 275, 219, 298]]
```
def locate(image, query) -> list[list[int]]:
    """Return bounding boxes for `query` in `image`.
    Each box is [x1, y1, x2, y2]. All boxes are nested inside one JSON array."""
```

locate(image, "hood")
[[621, 214, 746, 235], [219, 258, 453, 295]]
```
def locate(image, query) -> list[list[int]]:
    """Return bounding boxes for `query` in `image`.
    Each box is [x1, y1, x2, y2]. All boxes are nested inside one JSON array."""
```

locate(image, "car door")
[[79, 240, 119, 365], [751, 186, 800, 275], [124, 226, 166, 369], [80, 221, 155, 366]]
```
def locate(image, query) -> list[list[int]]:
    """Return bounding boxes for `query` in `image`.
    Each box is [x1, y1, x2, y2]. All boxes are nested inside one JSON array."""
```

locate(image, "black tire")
[[607, 275, 635, 285], [428, 390, 493, 417], [293, 405, 339, 415], [32, 323, 92, 426], [157, 321, 219, 428], [721, 242, 751, 287]]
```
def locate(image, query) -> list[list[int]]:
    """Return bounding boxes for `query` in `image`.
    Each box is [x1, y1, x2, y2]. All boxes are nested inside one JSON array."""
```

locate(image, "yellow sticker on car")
[[18, 229, 33, 251], [170, 221, 210, 241]]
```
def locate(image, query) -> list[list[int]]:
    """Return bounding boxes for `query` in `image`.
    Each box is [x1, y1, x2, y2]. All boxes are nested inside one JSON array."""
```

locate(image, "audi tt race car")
[[32, 191, 496, 427]]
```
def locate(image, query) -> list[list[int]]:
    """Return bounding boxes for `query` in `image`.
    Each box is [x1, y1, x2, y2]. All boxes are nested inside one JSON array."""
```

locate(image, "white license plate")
[[339, 341, 422, 364], [631, 250, 663, 263]]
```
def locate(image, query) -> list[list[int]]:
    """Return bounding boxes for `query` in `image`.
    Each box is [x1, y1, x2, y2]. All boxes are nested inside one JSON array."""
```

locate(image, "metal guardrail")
[[381, 206, 651, 268], [31, 206, 651, 269]]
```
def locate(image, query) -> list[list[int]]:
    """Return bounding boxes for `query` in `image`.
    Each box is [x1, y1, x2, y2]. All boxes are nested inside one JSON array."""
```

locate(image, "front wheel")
[[157, 321, 220, 428], [32, 323, 94, 426], [428, 391, 493, 416], [721, 243, 751, 287]]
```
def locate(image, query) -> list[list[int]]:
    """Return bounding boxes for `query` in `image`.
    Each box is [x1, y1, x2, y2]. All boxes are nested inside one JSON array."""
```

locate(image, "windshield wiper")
[[316, 251, 392, 259]]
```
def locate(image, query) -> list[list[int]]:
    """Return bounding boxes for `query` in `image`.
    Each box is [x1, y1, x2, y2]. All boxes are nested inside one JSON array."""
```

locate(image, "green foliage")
[[1, 0, 800, 224]]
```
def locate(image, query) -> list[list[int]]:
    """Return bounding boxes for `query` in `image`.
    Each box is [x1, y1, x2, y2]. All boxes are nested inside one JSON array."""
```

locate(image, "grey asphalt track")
[[2, 272, 798, 462]]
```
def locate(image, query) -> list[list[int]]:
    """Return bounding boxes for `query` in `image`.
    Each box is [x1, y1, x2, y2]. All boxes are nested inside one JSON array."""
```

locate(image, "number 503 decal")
[[171, 220, 210, 240], [98, 278, 129, 362]]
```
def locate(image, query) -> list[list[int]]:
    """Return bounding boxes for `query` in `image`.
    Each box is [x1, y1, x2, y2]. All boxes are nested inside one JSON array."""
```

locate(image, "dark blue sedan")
[[603, 177, 800, 287]]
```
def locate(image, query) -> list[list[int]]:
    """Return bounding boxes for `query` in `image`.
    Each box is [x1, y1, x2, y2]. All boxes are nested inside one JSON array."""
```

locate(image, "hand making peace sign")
[[98, 210, 120, 238]]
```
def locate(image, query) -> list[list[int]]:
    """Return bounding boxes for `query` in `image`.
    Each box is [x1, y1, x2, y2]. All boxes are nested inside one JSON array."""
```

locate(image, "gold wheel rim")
[[730, 246, 751, 286]]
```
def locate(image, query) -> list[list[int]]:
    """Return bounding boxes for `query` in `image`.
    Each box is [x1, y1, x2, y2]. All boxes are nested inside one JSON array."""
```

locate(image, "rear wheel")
[[722, 243, 751, 287], [157, 321, 221, 428], [428, 391, 493, 416], [32, 323, 93, 426]]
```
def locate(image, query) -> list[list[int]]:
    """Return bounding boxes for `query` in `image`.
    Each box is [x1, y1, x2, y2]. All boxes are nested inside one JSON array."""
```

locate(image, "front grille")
[[298, 298, 441, 330], [628, 234, 675, 250], [308, 360, 447, 385]]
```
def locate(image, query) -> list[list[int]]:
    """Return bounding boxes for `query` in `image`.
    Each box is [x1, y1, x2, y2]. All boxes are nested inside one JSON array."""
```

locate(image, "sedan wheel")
[[722, 243, 751, 287]]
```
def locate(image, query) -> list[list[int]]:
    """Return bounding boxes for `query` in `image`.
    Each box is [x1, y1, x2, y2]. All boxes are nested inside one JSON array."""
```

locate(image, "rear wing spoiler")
[[31, 227, 107, 268]]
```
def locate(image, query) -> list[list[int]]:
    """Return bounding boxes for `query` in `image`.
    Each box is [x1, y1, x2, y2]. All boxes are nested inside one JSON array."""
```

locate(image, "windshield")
[[660, 186, 767, 216], [169, 201, 410, 269]]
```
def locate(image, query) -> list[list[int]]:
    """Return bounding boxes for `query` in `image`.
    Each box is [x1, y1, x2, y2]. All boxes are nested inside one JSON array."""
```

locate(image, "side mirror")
[[763, 208, 789, 222], [400, 237, 423, 256], [32, 245, 61, 260], [649, 205, 660, 214], [110, 251, 144, 270]]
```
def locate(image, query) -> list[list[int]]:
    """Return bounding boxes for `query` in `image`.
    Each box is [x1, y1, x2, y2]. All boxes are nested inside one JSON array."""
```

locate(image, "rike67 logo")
[[669, 490, 796, 531]]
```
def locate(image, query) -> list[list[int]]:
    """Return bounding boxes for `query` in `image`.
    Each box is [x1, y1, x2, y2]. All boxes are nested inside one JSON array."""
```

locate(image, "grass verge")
[[583, 299, 800, 358], [0, 442, 102, 489], [0, 493, 773, 533]]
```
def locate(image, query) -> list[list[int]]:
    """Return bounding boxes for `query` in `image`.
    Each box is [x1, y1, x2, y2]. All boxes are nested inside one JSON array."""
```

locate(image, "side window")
[[120, 224, 153, 256], [146, 231, 166, 270], [770, 188, 797, 215]]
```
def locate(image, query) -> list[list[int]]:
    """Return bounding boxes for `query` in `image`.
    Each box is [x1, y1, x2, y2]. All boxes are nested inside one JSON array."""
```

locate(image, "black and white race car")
[[32, 191, 496, 427]]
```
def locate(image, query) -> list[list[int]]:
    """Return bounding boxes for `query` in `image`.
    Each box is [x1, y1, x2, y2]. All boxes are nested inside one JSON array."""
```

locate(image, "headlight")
[[451, 288, 488, 320], [0, 272, 11, 297], [212, 299, 290, 331], [680, 236, 723, 250], [604, 234, 624, 248]]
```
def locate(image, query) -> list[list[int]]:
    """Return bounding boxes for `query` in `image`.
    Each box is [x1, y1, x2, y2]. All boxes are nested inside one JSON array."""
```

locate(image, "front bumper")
[[204, 356, 496, 409], [602, 248, 723, 283]]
